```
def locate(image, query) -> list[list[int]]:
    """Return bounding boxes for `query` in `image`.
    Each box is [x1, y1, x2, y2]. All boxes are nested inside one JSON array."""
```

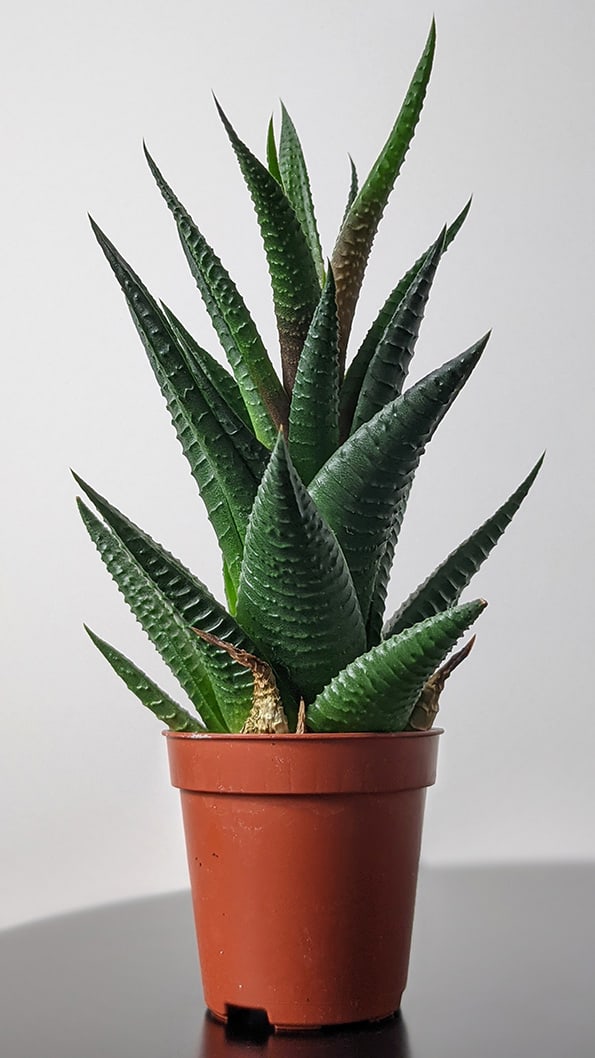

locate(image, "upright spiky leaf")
[[214, 99, 321, 393], [340, 198, 471, 438], [144, 147, 286, 443], [332, 20, 436, 363], [278, 103, 325, 285], [85, 627, 205, 732], [288, 268, 340, 484], [77, 500, 229, 732], [350, 230, 445, 433], [161, 304, 252, 430], [310, 335, 488, 622], [340, 157, 359, 229], [236, 435, 366, 702], [366, 483, 412, 647], [384, 455, 544, 638], [266, 116, 282, 183], [307, 599, 486, 732], [90, 219, 266, 593]]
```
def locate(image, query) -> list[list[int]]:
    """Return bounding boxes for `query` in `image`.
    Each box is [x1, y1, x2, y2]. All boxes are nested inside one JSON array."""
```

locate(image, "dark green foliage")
[[288, 268, 340, 484], [307, 600, 487, 732], [384, 456, 544, 638], [80, 25, 540, 732], [214, 99, 321, 394], [236, 435, 366, 702]]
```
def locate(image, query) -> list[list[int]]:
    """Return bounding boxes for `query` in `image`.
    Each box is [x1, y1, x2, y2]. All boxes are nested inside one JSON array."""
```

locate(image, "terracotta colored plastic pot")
[[165, 729, 441, 1032]]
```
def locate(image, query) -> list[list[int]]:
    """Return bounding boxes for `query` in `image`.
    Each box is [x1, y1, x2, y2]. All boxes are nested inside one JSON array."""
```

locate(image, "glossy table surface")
[[1, 865, 593, 1057]]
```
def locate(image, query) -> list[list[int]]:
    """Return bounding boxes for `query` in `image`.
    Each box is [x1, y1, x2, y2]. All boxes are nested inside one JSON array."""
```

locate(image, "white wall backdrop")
[[1, 0, 594, 929]]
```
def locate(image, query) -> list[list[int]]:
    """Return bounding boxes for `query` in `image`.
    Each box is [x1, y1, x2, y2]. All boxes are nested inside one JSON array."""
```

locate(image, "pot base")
[[210, 1002, 401, 1035]]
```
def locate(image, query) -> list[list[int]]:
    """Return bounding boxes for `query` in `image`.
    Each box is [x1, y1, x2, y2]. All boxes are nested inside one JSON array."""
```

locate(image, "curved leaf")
[[85, 626, 205, 732], [236, 435, 366, 702], [384, 454, 544, 638], [350, 229, 445, 433], [214, 99, 321, 393], [77, 499, 229, 732], [310, 334, 488, 622], [90, 218, 266, 593], [144, 147, 285, 444], [331, 20, 436, 362], [340, 198, 471, 438], [74, 476, 257, 731], [288, 267, 340, 484], [278, 103, 325, 285], [307, 599, 487, 732]]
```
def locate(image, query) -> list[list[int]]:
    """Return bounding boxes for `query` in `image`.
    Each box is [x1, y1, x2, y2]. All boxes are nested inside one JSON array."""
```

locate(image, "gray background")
[[1, 0, 594, 929]]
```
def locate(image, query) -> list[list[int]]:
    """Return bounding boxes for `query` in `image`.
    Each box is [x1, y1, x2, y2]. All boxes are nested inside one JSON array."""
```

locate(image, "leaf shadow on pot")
[[198, 1009, 411, 1056]]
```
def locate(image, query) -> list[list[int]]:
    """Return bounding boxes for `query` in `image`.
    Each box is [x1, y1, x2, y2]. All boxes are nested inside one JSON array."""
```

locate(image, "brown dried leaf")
[[406, 636, 476, 731], [193, 628, 289, 733]]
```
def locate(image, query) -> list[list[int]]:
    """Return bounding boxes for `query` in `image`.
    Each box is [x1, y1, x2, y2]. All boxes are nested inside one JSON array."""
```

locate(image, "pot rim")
[[163, 728, 444, 741]]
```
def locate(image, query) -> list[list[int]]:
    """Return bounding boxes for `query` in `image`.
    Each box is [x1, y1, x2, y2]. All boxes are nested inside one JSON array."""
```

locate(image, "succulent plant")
[[76, 22, 542, 735]]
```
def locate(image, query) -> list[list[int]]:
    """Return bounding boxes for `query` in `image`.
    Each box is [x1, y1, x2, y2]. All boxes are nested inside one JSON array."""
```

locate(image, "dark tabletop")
[[1, 865, 593, 1058]]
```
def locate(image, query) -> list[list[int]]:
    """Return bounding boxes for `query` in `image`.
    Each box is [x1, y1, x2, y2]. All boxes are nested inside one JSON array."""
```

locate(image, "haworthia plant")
[[77, 23, 542, 734]]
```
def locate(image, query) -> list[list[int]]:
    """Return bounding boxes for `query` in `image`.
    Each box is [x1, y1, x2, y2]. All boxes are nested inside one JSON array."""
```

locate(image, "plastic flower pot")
[[165, 728, 441, 1032]]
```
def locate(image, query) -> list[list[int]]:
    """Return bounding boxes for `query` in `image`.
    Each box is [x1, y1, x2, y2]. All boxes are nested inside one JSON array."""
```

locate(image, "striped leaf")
[[288, 267, 340, 484], [144, 147, 285, 444], [90, 218, 267, 594], [278, 103, 325, 285], [331, 20, 436, 363], [310, 335, 488, 622], [340, 198, 471, 438], [85, 627, 205, 732], [161, 304, 252, 430], [350, 229, 445, 433], [307, 599, 487, 732], [73, 472, 257, 728], [366, 482, 412, 647], [214, 99, 321, 393], [384, 455, 544, 638], [77, 500, 229, 732], [236, 435, 366, 702]]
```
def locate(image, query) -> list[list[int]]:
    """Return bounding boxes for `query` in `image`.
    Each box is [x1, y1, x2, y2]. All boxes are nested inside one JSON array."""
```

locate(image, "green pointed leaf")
[[340, 156, 359, 230], [85, 626, 205, 732], [214, 99, 321, 394], [144, 147, 286, 445], [307, 599, 486, 732], [278, 103, 325, 286], [366, 483, 412, 647], [237, 435, 366, 702], [77, 499, 229, 732], [222, 557, 238, 614], [161, 303, 252, 430], [74, 476, 258, 731], [341, 198, 471, 438], [331, 20, 436, 363], [384, 455, 545, 638], [310, 334, 488, 622], [266, 116, 282, 183], [350, 229, 445, 434], [288, 267, 340, 484], [90, 218, 266, 593]]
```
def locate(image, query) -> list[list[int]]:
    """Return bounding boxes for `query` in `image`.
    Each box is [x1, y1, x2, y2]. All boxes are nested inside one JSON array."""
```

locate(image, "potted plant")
[[75, 21, 542, 1032]]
